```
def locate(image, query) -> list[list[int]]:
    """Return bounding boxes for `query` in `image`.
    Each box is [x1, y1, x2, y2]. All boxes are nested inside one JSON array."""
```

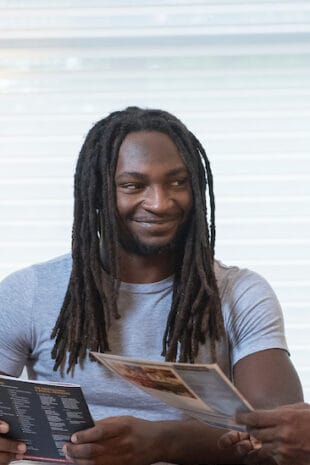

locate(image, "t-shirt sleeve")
[[0, 267, 36, 376], [222, 268, 289, 367]]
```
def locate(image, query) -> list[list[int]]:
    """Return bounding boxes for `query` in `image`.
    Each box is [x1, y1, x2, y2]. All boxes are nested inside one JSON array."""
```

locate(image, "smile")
[[132, 217, 179, 224], [132, 218, 177, 226], [131, 218, 179, 231]]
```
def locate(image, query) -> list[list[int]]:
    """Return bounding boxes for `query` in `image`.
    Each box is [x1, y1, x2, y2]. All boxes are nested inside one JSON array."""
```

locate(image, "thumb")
[[0, 421, 9, 434]]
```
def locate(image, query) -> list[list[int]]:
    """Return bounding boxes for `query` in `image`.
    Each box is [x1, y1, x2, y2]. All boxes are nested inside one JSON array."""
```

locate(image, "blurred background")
[[0, 0, 309, 399]]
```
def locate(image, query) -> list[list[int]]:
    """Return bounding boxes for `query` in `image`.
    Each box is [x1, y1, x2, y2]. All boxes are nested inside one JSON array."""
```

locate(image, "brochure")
[[0, 375, 94, 462], [91, 352, 253, 431]]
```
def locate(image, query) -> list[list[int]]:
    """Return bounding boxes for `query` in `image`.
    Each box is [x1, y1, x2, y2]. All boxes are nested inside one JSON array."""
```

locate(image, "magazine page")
[[172, 364, 253, 430], [0, 375, 94, 462], [91, 352, 252, 431]]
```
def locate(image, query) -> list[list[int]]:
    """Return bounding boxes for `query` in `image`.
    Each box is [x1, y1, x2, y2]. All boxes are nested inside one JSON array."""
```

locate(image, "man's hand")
[[0, 421, 27, 465], [63, 416, 163, 465], [218, 430, 260, 455], [217, 430, 275, 465], [235, 403, 310, 465]]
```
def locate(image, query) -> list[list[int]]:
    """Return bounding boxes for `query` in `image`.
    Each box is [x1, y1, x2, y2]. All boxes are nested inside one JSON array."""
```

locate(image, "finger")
[[236, 410, 278, 428], [64, 442, 105, 460], [0, 437, 27, 455], [258, 441, 286, 456], [71, 417, 127, 444], [0, 422, 9, 435], [242, 447, 270, 465], [286, 402, 309, 410], [235, 439, 257, 457], [62, 450, 96, 465], [217, 435, 233, 449], [218, 431, 250, 449], [249, 436, 262, 449], [247, 426, 278, 443], [0, 452, 17, 465], [71, 425, 112, 445]]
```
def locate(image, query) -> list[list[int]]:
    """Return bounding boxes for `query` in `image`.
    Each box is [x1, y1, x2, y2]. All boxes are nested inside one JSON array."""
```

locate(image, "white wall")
[[0, 1, 309, 399]]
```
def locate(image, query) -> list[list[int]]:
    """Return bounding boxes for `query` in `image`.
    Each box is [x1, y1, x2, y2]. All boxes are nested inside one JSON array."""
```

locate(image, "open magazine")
[[91, 352, 253, 431], [0, 375, 94, 462]]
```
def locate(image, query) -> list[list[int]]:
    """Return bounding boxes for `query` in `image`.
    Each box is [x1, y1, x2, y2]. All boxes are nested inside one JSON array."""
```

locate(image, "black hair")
[[51, 106, 224, 374]]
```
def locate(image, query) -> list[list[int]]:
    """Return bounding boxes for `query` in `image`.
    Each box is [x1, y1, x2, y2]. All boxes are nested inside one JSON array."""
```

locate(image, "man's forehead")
[[119, 130, 176, 148], [115, 166, 189, 182], [117, 130, 185, 166]]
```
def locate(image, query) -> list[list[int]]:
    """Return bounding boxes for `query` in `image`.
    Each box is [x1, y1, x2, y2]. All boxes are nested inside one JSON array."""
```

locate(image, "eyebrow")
[[115, 167, 188, 182]]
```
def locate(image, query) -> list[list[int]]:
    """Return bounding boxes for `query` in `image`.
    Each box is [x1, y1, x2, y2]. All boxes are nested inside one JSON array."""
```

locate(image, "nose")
[[142, 185, 173, 213]]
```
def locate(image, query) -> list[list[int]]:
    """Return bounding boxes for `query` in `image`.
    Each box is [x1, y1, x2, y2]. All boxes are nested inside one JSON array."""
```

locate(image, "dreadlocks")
[[51, 106, 225, 374]]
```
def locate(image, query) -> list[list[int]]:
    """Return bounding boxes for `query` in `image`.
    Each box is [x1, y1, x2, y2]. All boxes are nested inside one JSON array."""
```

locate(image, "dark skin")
[[60, 347, 302, 465], [115, 130, 193, 284], [219, 403, 310, 465], [0, 131, 303, 465], [0, 419, 26, 465]]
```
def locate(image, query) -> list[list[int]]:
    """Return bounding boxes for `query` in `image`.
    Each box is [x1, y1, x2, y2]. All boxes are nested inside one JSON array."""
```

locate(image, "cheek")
[[116, 199, 127, 218], [181, 190, 193, 215], [116, 192, 138, 217], [115, 190, 125, 217]]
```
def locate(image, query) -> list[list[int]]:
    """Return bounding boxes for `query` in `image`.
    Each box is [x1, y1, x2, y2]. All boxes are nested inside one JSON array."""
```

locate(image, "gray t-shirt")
[[0, 254, 288, 462]]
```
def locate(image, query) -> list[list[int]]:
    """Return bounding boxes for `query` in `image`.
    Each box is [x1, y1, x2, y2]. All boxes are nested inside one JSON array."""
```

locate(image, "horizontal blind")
[[0, 0, 309, 400]]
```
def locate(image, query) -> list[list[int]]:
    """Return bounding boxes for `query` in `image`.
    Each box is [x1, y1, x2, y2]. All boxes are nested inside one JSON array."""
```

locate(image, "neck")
[[117, 250, 175, 283]]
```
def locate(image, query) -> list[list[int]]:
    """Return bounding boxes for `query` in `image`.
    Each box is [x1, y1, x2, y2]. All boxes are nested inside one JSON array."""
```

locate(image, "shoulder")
[[0, 253, 72, 283], [31, 254, 72, 282], [214, 259, 282, 322], [214, 260, 288, 365], [214, 259, 277, 304], [0, 254, 72, 305]]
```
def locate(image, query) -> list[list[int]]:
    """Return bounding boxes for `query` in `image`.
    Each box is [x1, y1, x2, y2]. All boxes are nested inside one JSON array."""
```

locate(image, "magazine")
[[91, 352, 253, 431], [0, 375, 94, 462]]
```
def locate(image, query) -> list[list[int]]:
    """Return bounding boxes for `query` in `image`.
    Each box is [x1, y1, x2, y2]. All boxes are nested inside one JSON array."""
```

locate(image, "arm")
[[218, 349, 303, 464], [0, 269, 34, 377], [233, 348, 303, 409], [64, 416, 249, 465], [64, 350, 303, 465], [65, 270, 303, 465]]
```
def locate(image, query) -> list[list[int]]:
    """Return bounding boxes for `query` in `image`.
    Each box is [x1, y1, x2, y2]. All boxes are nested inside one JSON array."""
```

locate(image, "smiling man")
[[114, 130, 193, 281], [0, 107, 303, 465]]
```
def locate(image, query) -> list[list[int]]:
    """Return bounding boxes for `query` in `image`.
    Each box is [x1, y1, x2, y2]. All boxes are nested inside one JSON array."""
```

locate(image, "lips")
[[132, 217, 179, 224], [131, 217, 179, 233]]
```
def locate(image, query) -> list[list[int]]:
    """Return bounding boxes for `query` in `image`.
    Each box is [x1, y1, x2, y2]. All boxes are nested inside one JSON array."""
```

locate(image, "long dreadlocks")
[[51, 107, 225, 374]]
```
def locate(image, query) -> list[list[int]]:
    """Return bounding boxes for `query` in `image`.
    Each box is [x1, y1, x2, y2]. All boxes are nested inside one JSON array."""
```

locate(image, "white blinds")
[[0, 1, 309, 399]]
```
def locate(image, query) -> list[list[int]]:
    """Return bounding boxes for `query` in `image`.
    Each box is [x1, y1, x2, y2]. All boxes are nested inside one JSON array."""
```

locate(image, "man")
[[218, 402, 310, 464], [0, 107, 303, 465]]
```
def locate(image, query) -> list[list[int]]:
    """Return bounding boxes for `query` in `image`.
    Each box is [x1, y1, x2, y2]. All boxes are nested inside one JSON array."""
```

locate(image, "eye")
[[170, 178, 188, 187], [120, 182, 144, 191]]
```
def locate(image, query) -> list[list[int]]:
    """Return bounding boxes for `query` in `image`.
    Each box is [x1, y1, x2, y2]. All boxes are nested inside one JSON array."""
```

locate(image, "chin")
[[119, 223, 189, 257], [121, 236, 180, 257]]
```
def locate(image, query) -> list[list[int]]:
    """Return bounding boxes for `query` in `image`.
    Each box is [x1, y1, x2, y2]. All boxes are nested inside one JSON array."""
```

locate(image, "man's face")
[[114, 131, 193, 256]]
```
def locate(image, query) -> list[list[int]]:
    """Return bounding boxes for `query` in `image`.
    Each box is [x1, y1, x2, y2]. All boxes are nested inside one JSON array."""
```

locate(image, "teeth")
[[135, 219, 175, 222], [136, 221, 172, 224]]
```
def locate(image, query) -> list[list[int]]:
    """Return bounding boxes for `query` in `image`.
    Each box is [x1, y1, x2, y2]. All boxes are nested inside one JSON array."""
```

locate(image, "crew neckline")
[[119, 275, 174, 294]]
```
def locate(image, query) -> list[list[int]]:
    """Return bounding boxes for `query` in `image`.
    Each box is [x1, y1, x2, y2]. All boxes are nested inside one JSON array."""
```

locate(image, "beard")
[[117, 222, 190, 257]]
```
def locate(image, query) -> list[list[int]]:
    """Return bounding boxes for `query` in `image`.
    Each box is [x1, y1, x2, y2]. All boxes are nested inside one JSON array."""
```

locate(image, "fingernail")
[[17, 444, 27, 454], [71, 434, 77, 443], [0, 421, 9, 433], [63, 445, 71, 455]]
